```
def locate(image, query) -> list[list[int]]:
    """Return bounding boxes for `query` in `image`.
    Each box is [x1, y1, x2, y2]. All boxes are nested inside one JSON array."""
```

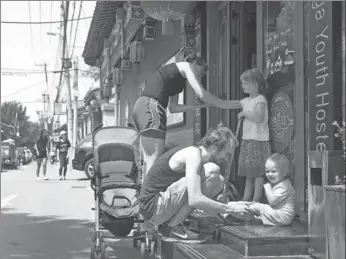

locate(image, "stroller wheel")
[[133, 231, 139, 248], [140, 239, 151, 259], [90, 242, 106, 259]]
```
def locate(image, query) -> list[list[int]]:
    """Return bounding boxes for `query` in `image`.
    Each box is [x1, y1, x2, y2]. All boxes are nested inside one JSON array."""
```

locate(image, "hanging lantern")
[[113, 67, 124, 86], [116, 7, 126, 24], [121, 57, 131, 70], [129, 41, 144, 64], [140, 1, 196, 36], [90, 99, 98, 108], [143, 15, 156, 40], [181, 14, 196, 53]]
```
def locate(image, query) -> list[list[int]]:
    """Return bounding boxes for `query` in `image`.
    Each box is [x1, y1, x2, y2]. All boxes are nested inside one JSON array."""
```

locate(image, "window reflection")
[[264, 1, 296, 185]]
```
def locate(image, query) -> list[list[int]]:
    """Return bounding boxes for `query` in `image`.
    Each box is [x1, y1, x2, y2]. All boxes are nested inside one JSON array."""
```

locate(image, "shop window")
[[263, 2, 297, 184]]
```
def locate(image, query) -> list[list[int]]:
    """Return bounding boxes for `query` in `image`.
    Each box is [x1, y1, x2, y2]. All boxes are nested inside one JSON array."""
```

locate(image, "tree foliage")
[[1, 101, 40, 148]]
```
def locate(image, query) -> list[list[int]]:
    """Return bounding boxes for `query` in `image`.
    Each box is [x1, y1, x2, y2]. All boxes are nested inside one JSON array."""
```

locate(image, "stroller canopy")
[[93, 127, 139, 175]]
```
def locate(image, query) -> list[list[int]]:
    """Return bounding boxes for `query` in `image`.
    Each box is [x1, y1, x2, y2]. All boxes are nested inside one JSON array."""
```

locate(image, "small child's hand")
[[264, 182, 271, 189]]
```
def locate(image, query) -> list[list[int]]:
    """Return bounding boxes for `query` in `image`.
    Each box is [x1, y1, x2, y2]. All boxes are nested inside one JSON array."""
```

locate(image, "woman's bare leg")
[[140, 135, 165, 176], [36, 158, 42, 177], [242, 177, 254, 201]]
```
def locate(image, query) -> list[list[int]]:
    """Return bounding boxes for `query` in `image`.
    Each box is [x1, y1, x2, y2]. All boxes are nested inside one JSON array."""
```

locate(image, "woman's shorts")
[[132, 96, 166, 140], [238, 139, 271, 178]]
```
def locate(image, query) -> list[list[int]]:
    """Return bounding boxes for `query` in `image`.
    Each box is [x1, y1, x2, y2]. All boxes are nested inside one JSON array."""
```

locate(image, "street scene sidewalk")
[[0, 162, 140, 259]]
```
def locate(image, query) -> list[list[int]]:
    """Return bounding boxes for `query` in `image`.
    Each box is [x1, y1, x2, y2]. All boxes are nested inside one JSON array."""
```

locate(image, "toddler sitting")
[[248, 153, 296, 226]]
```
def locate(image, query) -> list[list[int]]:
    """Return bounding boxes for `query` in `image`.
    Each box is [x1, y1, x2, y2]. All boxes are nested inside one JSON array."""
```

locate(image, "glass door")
[[216, 2, 230, 127]]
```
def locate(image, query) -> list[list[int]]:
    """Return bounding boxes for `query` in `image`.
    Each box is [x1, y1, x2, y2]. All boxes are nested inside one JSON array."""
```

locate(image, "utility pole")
[[73, 58, 78, 152], [61, 1, 73, 172], [35, 62, 50, 130]]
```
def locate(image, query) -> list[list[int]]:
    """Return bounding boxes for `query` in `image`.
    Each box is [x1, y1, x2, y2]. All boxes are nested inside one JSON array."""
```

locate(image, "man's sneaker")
[[36, 177, 41, 181], [159, 223, 207, 244], [44, 176, 49, 180], [59, 176, 63, 180], [63, 177, 66, 180]]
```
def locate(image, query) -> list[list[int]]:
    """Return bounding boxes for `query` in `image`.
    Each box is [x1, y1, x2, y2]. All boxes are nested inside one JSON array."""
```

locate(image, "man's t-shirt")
[[56, 139, 71, 153]]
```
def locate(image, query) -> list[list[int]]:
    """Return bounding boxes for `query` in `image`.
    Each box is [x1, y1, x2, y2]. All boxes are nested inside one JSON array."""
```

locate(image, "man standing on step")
[[139, 124, 253, 243]]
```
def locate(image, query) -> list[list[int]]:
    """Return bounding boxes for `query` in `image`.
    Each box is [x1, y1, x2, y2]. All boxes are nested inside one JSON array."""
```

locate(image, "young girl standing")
[[237, 68, 271, 202], [225, 68, 271, 202]]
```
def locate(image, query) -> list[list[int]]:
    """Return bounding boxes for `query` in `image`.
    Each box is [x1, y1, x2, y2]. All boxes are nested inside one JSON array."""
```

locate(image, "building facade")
[[82, 1, 345, 257]]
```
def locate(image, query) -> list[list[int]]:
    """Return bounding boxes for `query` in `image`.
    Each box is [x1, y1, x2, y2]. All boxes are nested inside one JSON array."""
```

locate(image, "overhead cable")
[[1, 16, 92, 24]]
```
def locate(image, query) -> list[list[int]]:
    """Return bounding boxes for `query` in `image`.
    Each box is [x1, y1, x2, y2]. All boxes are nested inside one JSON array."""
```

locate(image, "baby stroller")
[[90, 126, 144, 259]]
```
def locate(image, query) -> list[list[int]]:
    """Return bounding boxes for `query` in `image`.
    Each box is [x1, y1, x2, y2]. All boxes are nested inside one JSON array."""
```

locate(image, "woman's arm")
[[239, 102, 266, 123], [168, 94, 210, 113], [176, 62, 241, 110]]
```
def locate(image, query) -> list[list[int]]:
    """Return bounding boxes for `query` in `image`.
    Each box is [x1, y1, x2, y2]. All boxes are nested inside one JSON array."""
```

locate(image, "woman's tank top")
[[141, 63, 186, 108]]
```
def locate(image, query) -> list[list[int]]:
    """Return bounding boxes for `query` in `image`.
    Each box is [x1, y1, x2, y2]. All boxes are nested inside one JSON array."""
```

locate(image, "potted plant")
[[333, 120, 345, 185]]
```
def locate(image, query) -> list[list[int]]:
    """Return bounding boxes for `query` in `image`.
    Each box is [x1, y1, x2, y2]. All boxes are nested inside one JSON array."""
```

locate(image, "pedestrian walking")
[[55, 131, 71, 180], [35, 129, 50, 180]]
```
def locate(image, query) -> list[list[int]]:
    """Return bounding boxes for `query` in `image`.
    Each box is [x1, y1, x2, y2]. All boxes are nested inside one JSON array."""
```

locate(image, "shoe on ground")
[[158, 223, 207, 244], [44, 176, 49, 180], [36, 177, 41, 181], [59, 176, 63, 180], [63, 177, 66, 180]]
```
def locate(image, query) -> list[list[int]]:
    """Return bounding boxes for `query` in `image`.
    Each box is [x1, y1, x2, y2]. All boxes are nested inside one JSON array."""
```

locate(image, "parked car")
[[24, 148, 33, 164], [1, 140, 18, 169], [16, 147, 26, 165], [72, 134, 93, 179]]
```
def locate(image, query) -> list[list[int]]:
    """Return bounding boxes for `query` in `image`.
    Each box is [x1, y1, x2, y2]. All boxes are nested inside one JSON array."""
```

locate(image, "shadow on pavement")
[[0, 208, 141, 259]]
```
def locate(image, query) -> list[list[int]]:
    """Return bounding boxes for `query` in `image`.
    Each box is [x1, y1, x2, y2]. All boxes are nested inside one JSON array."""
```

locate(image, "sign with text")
[[308, 1, 342, 151]]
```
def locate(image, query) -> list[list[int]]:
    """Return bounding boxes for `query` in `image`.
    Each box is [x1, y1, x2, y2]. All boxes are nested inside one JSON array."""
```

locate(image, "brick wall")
[[119, 20, 194, 146]]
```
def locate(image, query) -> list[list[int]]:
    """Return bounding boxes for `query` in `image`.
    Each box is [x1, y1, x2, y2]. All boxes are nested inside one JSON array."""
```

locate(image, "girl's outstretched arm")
[[168, 94, 210, 113]]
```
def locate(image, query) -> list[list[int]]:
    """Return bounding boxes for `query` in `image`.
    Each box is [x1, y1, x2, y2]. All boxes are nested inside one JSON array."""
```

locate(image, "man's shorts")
[[149, 177, 188, 226], [132, 96, 166, 140]]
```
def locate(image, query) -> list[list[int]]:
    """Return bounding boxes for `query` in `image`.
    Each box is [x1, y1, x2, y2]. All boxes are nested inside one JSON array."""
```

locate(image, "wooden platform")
[[156, 210, 312, 259]]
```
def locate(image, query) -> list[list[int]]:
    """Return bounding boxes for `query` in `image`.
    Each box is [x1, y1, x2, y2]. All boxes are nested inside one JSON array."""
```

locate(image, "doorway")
[[207, 1, 257, 195]]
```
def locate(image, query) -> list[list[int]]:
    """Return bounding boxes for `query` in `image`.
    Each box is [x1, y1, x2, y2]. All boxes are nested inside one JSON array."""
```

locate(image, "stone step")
[[188, 211, 310, 257]]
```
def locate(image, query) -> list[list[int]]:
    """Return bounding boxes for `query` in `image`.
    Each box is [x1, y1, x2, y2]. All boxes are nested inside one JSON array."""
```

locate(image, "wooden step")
[[188, 211, 310, 257], [174, 242, 312, 259]]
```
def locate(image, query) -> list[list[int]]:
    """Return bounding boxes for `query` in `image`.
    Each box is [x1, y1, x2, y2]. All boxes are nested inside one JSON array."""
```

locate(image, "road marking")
[[1, 194, 18, 208]]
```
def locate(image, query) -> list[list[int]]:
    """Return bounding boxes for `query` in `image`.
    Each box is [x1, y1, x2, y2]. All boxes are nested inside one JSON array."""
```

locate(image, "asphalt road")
[[1, 161, 141, 259]]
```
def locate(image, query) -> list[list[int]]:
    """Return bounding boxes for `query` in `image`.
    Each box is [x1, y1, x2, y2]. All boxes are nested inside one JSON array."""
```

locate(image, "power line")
[[39, 1, 43, 60], [70, 1, 83, 58], [1, 16, 92, 24], [69, 1, 76, 55], [27, 1, 36, 61], [1, 81, 45, 98]]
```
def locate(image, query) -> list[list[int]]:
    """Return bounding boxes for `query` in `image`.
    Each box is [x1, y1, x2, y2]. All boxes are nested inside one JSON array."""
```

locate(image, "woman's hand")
[[237, 111, 246, 120]]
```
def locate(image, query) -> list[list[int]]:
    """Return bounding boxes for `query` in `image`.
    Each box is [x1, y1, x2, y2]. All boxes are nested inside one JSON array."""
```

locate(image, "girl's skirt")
[[238, 139, 271, 178]]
